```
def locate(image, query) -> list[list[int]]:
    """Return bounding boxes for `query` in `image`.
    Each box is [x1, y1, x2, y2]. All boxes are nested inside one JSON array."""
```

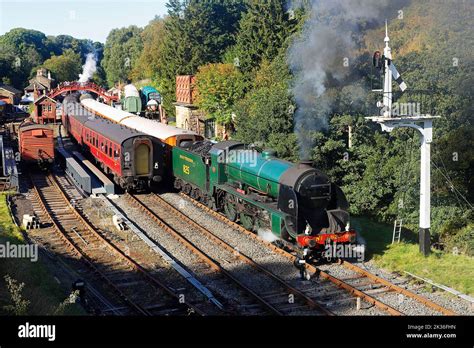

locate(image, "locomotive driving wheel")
[[223, 194, 237, 222], [183, 183, 192, 195], [174, 179, 182, 191], [239, 213, 254, 231], [206, 196, 216, 210]]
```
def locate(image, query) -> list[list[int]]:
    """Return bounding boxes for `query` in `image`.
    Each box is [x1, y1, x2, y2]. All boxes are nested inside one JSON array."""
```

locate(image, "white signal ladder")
[[1, 176, 10, 192], [392, 219, 403, 244]]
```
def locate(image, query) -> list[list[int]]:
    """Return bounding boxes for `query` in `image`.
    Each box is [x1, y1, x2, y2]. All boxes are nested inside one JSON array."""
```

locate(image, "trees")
[[0, 29, 106, 88], [194, 63, 245, 125], [225, 0, 294, 74], [130, 17, 166, 81], [160, 0, 244, 75], [40, 49, 82, 83], [102, 26, 144, 87], [47, 35, 98, 59], [0, 28, 50, 87], [156, 0, 245, 116], [234, 56, 298, 160]]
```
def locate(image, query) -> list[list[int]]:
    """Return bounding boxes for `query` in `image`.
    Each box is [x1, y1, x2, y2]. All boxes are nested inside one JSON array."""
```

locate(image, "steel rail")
[[32, 173, 202, 316], [125, 193, 284, 315], [30, 173, 150, 316], [48, 174, 204, 315], [149, 193, 333, 316], [339, 261, 456, 316], [179, 193, 452, 316]]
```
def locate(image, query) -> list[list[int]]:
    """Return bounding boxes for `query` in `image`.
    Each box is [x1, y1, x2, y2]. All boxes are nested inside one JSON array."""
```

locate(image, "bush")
[[442, 223, 474, 256]]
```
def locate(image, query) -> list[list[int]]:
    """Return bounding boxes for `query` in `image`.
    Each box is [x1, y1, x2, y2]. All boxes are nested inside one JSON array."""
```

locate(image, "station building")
[[33, 95, 57, 124], [174, 75, 225, 139]]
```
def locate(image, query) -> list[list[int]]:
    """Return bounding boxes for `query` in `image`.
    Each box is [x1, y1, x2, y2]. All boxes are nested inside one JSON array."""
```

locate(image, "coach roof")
[[84, 115, 147, 145]]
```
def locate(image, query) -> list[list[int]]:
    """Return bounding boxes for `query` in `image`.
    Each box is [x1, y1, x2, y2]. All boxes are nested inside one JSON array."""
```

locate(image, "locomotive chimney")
[[262, 149, 276, 160], [298, 159, 313, 168]]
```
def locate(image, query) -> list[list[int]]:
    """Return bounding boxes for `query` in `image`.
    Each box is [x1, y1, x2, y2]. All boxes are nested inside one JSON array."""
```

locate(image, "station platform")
[[72, 151, 115, 195], [0, 134, 19, 190], [56, 136, 115, 195]]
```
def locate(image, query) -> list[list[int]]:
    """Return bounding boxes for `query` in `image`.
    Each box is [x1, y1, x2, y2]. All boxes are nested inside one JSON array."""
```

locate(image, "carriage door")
[[135, 143, 150, 176]]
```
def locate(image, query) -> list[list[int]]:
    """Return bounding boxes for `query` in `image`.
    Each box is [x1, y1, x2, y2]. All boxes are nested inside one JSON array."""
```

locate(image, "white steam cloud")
[[287, 0, 390, 158], [258, 228, 280, 243], [79, 53, 97, 83]]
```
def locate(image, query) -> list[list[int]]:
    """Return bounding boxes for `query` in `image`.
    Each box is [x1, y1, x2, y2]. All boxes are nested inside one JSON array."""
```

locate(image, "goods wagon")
[[18, 122, 55, 165]]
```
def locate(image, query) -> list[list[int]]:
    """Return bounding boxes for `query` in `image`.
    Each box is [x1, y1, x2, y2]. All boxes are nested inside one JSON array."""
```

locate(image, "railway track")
[[28, 172, 201, 316], [125, 193, 332, 316], [177, 192, 457, 316]]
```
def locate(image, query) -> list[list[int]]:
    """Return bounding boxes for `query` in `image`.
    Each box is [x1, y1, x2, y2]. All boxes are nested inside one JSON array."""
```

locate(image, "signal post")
[[366, 23, 440, 256]]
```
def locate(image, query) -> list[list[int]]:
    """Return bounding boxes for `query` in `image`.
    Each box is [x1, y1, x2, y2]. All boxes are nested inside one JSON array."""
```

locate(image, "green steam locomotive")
[[171, 140, 356, 263]]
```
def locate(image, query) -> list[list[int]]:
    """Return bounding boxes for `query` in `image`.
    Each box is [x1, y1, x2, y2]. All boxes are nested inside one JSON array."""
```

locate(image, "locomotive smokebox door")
[[278, 185, 298, 237]]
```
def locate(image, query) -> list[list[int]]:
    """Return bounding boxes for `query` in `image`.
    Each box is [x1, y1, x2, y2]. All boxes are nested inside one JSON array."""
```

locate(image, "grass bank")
[[0, 194, 84, 315], [352, 216, 474, 296]]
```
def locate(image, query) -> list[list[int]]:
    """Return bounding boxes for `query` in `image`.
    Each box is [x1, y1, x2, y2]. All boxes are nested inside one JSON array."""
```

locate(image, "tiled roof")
[[25, 81, 48, 91], [0, 84, 22, 95]]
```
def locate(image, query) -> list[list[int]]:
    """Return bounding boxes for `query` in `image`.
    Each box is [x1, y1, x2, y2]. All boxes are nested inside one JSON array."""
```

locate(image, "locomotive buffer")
[[366, 22, 440, 256]]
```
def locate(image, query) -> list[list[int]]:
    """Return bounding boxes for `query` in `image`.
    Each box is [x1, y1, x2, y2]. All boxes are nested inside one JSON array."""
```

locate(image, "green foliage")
[[0, 28, 49, 87], [0, 0, 471, 262], [156, 0, 245, 117], [444, 223, 474, 256], [102, 26, 144, 87], [194, 63, 245, 125], [3, 275, 30, 315], [53, 291, 80, 315], [373, 243, 474, 296], [0, 29, 105, 89], [434, 126, 474, 203], [130, 17, 166, 81], [225, 0, 295, 74], [433, 207, 474, 255], [47, 35, 99, 58], [40, 49, 82, 83], [354, 214, 474, 295], [234, 54, 299, 159]]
